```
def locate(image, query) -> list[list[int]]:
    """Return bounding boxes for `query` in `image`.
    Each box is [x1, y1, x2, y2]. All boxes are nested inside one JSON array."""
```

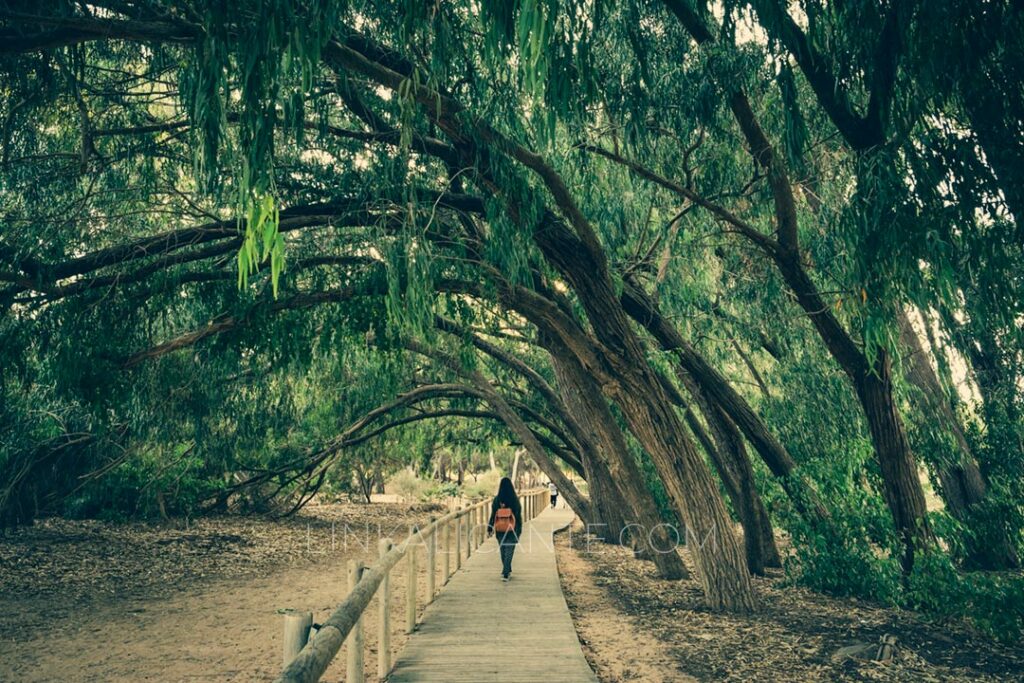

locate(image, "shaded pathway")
[[388, 506, 597, 682]]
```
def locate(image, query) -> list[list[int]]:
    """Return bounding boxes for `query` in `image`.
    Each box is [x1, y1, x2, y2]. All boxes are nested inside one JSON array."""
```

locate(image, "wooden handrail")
[[275, 487, 549, 683]]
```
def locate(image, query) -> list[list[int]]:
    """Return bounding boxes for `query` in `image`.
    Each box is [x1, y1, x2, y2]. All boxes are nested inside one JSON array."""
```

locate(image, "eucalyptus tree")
[[736, 0, 1023, 570], [567, 0, 928, 573], [554, 0, 1022, 572], [2, 0, 1022, 614]]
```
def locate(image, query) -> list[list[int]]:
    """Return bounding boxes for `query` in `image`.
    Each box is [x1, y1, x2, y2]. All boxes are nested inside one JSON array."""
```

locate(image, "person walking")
[[549, 481, 558, 508], [487, 477, 523, 581]]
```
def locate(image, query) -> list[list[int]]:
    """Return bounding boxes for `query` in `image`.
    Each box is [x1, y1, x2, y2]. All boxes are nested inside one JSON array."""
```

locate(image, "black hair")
[[496, 476, 518, 507]]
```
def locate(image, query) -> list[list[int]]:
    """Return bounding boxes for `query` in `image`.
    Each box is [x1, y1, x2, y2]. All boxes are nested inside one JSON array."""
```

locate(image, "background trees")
[[1, 0, 1022, 627]]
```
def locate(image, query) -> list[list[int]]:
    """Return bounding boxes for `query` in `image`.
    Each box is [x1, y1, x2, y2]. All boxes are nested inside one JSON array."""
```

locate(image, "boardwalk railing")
[[275, 487, 550, 683]]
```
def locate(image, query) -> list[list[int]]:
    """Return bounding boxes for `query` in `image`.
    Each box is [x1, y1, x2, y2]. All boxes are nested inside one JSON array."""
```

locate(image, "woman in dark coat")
[[487, 477, 523, 580]]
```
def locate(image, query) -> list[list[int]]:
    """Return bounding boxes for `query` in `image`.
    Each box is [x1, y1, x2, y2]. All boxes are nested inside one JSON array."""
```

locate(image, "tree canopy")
[[1, 0, 1022, 625]]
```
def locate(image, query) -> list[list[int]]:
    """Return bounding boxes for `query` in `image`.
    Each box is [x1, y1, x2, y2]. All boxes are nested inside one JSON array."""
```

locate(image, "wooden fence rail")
[[275, 487, 549, 683]]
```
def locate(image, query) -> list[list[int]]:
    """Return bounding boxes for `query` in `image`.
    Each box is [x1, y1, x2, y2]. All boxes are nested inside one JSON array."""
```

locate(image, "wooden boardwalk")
[[388, 506, 597, 682]]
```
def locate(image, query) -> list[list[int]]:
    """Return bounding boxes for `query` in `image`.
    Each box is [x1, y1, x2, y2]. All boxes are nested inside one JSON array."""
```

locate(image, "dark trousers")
[[499, 540, 517, 575], [550, 494, 557, 507]]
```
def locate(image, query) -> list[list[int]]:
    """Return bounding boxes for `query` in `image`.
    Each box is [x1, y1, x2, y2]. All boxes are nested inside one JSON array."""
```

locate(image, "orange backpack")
[[494, 503, 516, 533]]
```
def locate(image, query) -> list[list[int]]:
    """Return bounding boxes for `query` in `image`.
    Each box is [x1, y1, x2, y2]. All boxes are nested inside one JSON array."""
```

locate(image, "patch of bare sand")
[[555, 525, 696, 682], [0, 502, 447, 682], [555, 521, 1024, 682]]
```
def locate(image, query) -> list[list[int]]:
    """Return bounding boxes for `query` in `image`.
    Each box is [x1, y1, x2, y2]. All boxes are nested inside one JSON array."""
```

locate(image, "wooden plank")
[[388, 507, 596, 682]]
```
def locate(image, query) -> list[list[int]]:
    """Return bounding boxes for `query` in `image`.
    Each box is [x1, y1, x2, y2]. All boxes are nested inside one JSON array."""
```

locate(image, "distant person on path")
[[549, 481, 558, 508], [487, 477, 522, 581]]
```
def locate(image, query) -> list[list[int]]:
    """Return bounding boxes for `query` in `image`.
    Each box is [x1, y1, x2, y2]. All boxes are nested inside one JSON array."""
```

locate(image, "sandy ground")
[[555, 525, 696, 682], [6, 507, 1022, 682], [554, 521, 1024, 682], [0, 503, 446, 682]]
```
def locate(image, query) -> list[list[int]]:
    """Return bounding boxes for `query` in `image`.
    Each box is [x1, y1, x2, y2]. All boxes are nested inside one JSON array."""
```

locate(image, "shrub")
[[421, 481, 460, 501], [785, 519, 902, 603], [387, 469, 425, 502], [906, 550, 1024, 642], [462, 469, 504, 500], [64, 444, 214, 521]]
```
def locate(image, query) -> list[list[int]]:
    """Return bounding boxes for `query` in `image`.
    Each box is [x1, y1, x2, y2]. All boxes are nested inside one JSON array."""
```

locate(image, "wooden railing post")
[[376, 540, 391, 679], [465, 507, 473, 558], [480, 503, 487, 546], [282, 610, 312, 667], [442, 519, 451, 584], [377, 539, 392, 680], [455, 508, 462, 571], [347, 559, 365, 682], [406, 524, 417, 634], [471, 504, 478, 549], [426, 516, 437, 602]]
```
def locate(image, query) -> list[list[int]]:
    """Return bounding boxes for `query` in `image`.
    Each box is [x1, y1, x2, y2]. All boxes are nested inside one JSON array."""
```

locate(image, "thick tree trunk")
[[680, 373, 782, 574], [546, 335, 689, 579], [533, 216, 755, 611], [761, 247, 933, 564], [897, 311, 1018, 569], [899, 310, 986, 512], [940, 298, 1021, 433], [766, 238, 932, 572], [579, 448, 631, 542], [852, 352, 932, 573]]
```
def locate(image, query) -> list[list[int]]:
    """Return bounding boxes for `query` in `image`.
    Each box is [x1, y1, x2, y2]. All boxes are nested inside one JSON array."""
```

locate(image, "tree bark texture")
[[532, 214, 756, 611], [545, 334, 689, 579]]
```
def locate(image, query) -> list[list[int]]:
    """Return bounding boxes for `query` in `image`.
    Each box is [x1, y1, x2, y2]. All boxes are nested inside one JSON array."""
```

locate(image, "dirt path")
[[0, 503, 441, 682], [554, 522, 1024, 682], [5, 561, 356, 681], [554, 522, 693, 682]]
